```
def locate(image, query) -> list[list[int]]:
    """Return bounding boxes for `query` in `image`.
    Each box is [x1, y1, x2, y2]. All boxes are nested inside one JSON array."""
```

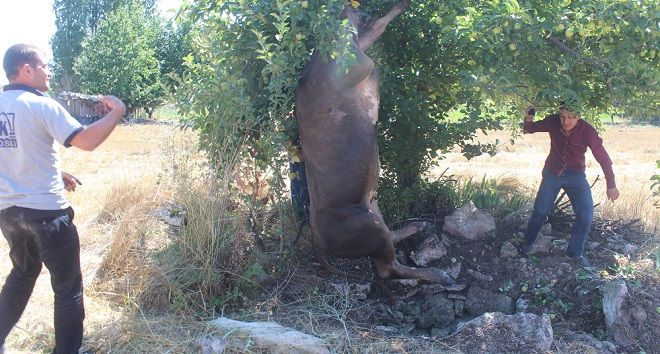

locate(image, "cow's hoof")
[[418, 221, 436, 233], [436, 271, 455, 286]]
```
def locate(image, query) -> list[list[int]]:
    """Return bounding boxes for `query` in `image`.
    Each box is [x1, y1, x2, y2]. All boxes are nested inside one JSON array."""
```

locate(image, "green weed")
[[453, 175, 529, 218]]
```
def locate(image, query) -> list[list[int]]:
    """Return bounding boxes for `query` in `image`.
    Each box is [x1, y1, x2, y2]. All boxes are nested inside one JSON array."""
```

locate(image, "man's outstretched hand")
[[607, 187, 620, 202], [62, 172, 82, 192]]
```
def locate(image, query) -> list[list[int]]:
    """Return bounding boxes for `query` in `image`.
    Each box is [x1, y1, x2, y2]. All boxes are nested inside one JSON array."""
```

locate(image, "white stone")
[[442, 201, 496, 241], [601, 280, 628, 328], [210, 317, 331, 354], [409, 237, 447, 266], [451, 312, 553, 352]]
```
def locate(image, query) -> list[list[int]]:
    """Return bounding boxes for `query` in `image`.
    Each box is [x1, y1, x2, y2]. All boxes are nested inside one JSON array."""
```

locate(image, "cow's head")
[[341, 5, 374, 35]]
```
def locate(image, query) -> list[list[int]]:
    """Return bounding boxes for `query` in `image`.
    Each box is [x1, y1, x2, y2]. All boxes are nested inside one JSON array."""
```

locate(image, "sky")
[[0, 0, 182, 85]]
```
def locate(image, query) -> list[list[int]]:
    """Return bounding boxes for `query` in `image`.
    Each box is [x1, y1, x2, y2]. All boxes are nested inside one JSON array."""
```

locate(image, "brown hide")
[[295, 2, 452, 284]]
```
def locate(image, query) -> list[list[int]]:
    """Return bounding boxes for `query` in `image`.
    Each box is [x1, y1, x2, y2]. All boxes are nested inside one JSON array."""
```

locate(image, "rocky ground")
[[215, 201, 659, 353]]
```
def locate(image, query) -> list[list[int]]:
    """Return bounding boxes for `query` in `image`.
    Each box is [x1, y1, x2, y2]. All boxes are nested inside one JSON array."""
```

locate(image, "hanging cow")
[[296, 0, 453, 284]]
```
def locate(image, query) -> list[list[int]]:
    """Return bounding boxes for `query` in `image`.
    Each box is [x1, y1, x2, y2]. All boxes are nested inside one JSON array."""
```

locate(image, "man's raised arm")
[[69, 95, 126, 151]]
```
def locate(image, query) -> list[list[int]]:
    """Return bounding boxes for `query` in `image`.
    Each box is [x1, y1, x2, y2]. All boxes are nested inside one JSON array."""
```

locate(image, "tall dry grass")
[[0, 125, 221, 353]]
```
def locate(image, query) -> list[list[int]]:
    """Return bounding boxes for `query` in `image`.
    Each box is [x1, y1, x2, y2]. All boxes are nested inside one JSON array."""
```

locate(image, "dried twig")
[[555, 175, 600, 211]]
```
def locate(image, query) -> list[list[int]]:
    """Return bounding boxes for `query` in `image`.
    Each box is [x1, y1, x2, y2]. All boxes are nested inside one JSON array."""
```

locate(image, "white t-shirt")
[[0, 85, 83, 210]]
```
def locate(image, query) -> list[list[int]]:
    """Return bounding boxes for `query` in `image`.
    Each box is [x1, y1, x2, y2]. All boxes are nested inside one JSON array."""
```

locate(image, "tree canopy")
[[51, 0, 191, 115], [51, 0, 156, 90], [174, 0, 658, 217], [74, 3, 162, 114]]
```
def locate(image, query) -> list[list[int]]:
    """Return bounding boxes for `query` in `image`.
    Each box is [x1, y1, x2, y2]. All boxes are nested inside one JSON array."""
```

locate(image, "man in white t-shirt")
[[0, 44, 126, 354]]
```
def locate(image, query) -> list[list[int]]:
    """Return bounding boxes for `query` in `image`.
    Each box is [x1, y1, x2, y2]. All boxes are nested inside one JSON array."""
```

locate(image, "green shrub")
[[377, 176, 457, 224], [452, 176, 529, 218], [378, 174, 529, 225]]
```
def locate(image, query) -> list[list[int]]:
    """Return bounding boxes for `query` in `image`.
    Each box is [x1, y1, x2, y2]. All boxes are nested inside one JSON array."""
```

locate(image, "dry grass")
[[430, 124, 660, 234], [0, 124, 190, 353]]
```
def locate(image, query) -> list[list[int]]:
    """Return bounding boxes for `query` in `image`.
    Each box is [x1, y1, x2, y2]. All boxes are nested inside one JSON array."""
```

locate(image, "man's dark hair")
[[559, 100, 579, 114], [3, 44, 42, 80]]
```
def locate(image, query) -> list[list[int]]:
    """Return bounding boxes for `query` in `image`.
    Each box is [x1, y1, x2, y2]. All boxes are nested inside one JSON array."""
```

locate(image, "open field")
[[0, 122, 658, 352]]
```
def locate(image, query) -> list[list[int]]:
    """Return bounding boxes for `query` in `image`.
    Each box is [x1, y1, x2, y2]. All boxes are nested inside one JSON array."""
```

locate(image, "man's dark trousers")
[[524, 168, 594, 257], [0, 206, 84, 354]]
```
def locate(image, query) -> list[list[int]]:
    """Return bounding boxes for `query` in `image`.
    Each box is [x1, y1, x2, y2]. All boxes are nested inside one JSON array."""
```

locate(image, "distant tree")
[[156, 18, 193, 89], [74, 3, 162, 116], [51, 0, 87, 90], [51, 0, 158, 91]]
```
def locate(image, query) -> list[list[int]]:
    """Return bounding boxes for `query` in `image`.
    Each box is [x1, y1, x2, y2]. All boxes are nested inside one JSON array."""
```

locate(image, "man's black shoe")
[[521, 242, 533, 255], [567, 254, 592, 268]]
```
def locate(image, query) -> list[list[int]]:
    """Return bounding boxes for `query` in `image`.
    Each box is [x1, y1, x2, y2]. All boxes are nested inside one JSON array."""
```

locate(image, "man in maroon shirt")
[[521, 104, 620, 267]]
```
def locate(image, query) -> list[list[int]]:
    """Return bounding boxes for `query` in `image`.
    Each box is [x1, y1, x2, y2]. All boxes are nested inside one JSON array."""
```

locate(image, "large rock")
[[417, 293, 455, 328], [499, 242, 518, 258], [601, 280, 628, 328], [447, 312, 553, 354], [208, 317, 330, 354], [409, 236, 447, 267], [525, 234, 553, 255], [442, 201, 496, 241], [465, 286, 513, 315], [393, 292, 457, 329], [600, 280, 639, 347]]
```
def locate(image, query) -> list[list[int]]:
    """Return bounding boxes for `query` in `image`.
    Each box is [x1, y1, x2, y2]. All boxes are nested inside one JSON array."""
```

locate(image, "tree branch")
[[546, 36, 579, 57], [546, 36, 607, 73]]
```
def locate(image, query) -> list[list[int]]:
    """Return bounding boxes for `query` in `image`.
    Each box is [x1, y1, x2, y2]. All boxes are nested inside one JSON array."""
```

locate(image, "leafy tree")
[[51, 0, 88, 90], [175, 0, 659, 220], [51, 0, 158, 91], [74, 3, 162, 116], [434, 0, 659, 120], [363, 0, 658, 219], [156, 18, 194, 89]]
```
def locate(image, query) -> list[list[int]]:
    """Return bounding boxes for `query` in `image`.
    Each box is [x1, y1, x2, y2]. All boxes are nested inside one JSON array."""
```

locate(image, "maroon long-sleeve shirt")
[[524, 114, 616, 189]]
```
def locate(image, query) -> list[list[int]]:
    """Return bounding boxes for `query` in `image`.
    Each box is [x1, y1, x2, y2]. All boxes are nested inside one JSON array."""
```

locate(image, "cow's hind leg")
[[389, 261, 454, 284], [390, 221, 434, 244], [370, 202, 433, 244], [371, 232, 454, 285]]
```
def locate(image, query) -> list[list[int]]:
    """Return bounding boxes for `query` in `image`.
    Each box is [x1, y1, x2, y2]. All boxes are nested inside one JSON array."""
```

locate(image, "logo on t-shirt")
[[0, 112, 17, 148]]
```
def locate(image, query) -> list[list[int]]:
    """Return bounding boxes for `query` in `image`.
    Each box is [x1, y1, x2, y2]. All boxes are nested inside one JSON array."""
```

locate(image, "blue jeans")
[[524, 168, 594, 257], [290, 161, 310, 223], [0, 207, 84, 354]]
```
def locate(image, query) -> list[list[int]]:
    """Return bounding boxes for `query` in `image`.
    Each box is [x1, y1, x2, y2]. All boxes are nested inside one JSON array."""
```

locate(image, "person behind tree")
[[520, 102, 620, 267], [0, 43, 126, 354]]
